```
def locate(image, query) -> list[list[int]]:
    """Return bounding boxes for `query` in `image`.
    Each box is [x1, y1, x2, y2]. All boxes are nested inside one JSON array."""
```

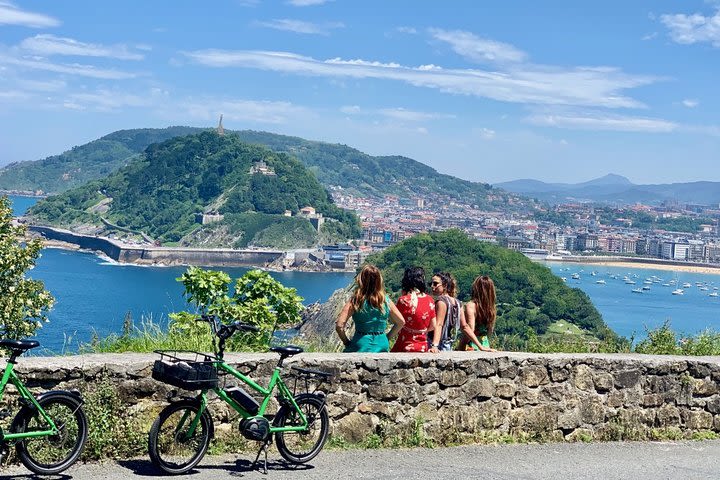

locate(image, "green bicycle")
[[148, 315, 332, 475], [0, 339, 88, 475]]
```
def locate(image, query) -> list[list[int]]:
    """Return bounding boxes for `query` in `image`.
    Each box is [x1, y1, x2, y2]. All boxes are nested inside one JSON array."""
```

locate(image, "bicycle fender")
[[273, 393, 326, 427]]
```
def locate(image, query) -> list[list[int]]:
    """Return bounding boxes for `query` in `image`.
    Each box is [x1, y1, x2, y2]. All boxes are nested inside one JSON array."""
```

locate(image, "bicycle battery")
[[224, 386, 260, 415]]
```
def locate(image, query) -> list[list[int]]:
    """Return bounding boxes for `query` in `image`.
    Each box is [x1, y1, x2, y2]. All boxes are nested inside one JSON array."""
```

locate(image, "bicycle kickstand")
[[252, 440, 270, 475]]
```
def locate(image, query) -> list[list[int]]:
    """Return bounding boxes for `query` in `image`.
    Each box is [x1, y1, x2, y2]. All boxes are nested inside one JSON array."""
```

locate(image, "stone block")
[[520, 366, 549, 387], [614, 369, 642, 389], [593, 373, 614, 392], [693, 379, 718, 397], [334, 412, 375, 443], [706, 397, 720, 414], [439, 369, 468, 387], [580, 397, 605, 425], [687, 362, 711, 379], [656, 404, 681, 427], [495, 381, 516, 399], [573, 365, 595, 391], [516, 388, 540, 406], [642, 394, 663, 407], [465, 378, 494, 400], [682, 410, 714, 430]]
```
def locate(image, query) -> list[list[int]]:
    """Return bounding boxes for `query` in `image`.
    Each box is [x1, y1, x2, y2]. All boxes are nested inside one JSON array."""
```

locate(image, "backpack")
[[441, 295, 461, 341]]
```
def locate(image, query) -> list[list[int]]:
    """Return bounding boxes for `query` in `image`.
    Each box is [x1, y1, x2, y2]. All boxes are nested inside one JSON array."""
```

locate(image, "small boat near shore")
[[672, 289, 685, 295]]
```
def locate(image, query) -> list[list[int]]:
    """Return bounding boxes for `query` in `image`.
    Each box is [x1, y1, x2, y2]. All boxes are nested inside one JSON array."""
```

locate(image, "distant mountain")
[[27, 132, 360, 248], [496, 174, 720, 206], [0, 127, 205, 194], [0, 127, 527, 210]]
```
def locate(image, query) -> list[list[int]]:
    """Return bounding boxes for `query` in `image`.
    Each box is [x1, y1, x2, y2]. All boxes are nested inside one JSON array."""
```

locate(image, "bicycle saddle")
[[0, 339, 40, 351], [270, 345, 303, 356]]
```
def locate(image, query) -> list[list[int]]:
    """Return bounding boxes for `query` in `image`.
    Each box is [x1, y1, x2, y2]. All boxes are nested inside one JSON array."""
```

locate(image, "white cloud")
[[0, 54, 138, 79], [182, 49, 659, 109], [254, 18, 343, 35], [660, 10, 720, 47], [396, 26, 417, 35], [642, 32, 658, 41], [0, 1, 60, 28], [429, 28, 527, 64], [682, 98, 699, 107], [20, 34, 145, 60], [286, 0, 332, 6], [477, 127, 496, 140], [62, 89, 155, 111], [378, 107, 455, 122], [179, 97, 312, 124], [526, 111, 678, 133], [340, 105, 361, 114]]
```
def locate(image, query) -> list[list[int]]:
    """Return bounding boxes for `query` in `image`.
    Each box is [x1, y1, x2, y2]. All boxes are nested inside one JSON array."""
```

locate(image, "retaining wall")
[[8, 352, 720, 444]]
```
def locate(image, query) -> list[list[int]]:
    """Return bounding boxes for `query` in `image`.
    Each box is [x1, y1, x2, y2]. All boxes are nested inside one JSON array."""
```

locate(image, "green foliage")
[[0, 196, 54, 339], [28, 131, 359, 246], [634, 321, 720, 355], [172, 267, 304, 351], [221, 212, 317, 248], [368, 229, 618, 343], [82, 379, 147, 459], [0, 127, 204, 194], [597, 207, 712, 233]]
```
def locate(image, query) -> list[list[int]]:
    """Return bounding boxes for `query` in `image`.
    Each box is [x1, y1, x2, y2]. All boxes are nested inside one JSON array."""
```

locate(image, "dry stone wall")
[[8, 352, 720, 445]]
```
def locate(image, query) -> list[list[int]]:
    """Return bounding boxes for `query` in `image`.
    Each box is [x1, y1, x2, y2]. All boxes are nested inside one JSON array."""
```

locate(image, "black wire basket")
[[152, 350, 219, 390]]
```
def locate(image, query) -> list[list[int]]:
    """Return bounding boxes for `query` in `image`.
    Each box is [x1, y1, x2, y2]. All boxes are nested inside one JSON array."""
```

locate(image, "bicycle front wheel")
[[148, 400, 213, 475], [12, 391, 88, 475], [275, 393, 329, 464]]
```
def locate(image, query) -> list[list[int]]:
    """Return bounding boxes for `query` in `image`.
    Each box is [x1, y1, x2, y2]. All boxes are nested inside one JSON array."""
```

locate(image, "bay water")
[[6, 195, 720, 351]]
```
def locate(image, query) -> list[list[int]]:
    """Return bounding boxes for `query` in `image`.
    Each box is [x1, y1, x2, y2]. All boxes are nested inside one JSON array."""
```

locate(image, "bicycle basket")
[[152, 351, 219, 390]]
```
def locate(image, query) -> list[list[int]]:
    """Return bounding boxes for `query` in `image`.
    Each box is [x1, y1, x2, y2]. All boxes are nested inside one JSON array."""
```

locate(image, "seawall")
[[29, 225, 284, 267], [11, 352, 720, 445]]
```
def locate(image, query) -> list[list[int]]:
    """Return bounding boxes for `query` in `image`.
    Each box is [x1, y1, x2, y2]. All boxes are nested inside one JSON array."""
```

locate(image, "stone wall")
[[9, 352, 720, 445], [29, 225, 284, 266]]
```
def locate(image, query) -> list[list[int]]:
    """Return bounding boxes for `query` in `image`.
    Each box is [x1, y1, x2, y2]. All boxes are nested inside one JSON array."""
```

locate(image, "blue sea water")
[[543, 263, 720, 341], [6, 195, 720, 350]]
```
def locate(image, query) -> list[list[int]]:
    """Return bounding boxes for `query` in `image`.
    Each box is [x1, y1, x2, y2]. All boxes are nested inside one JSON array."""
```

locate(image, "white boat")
[[643, 280, 653, 285], [672, 289, 685, 295], [661, 283, 671, 287], [632, 288, 643, 294], [699, 287, 709, 291], [625, 280, 636, 285], [561, 277, 567, 282], [571, 273, 580, 280], [682, 283, 692, 288], [642, 285, 651, 290], [596, 279, 606, 284], [709, 292, 719, 297]]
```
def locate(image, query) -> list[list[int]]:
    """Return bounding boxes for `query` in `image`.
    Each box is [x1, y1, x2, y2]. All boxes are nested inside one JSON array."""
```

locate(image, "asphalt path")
[[1, 441, 719, 479]]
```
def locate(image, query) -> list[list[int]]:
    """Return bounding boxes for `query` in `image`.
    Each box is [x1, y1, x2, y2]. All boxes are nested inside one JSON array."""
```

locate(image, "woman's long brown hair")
[[471, 275, 496, 334], [352, 265, 386, 313]]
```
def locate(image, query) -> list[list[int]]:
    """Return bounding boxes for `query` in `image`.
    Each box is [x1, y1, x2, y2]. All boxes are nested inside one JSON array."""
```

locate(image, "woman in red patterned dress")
[[390, 266, 437, 353]]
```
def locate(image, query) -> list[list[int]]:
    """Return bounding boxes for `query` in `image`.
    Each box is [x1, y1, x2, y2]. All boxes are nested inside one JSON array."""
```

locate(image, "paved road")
[[1, 441, 719, 479]]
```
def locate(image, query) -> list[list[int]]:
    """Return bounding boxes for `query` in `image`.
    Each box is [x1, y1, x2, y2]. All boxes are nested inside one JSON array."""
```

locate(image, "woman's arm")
[[461, 302, 491, 351], [335, 301, 354, 347], [430, 300, 447, 353], [387, 302, 405, 341]]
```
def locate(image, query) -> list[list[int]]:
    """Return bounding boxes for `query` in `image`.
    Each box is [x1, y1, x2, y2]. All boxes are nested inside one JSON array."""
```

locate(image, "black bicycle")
[[148, 315, 332, 474]]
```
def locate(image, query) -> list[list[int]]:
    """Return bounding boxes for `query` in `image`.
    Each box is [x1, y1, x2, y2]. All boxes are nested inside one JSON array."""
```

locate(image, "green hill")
[[368, 229, 620, 345], [1, 127, 527, 209], [0, 127, 205, 194], [27, 131, 360, 248]]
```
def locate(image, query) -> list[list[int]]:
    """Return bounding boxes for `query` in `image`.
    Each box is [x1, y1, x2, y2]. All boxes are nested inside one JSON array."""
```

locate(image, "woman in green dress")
[[457, 275, 497, 352], [336, 264, 405, 352]]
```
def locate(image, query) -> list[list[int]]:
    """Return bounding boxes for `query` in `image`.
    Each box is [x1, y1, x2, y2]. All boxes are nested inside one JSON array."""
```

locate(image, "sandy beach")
[[546, 257, 720, 275]]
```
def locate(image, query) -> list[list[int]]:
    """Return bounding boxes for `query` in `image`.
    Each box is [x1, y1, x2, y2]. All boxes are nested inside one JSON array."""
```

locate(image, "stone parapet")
[[9, 352, 720, 444]]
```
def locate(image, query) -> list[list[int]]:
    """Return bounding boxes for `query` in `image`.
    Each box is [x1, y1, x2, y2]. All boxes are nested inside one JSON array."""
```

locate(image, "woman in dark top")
[[429, 271, 463, 352]]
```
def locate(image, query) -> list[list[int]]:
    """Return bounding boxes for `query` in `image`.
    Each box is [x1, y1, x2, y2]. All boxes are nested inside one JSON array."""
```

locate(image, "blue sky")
[[1, 1, 719, 184]]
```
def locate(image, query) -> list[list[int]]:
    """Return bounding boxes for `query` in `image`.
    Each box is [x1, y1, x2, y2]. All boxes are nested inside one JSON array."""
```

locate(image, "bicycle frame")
[[0, 361, 59, 442], [187, 360, 309, 436]]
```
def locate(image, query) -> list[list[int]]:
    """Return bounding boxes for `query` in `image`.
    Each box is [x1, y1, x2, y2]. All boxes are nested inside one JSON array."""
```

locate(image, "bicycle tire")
[[12, 391, 88, 475], [148, 399, 213, 475], [274, 393, 329, 464]]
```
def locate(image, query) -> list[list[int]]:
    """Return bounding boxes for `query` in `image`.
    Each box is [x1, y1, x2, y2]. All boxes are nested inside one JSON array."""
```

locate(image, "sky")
[[1, 1, 719, 185]]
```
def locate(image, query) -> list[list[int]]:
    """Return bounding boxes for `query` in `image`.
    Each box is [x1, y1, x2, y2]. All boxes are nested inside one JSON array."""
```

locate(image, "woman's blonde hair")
[[352, 264, 386, 313], [471, 275, 496, 334]]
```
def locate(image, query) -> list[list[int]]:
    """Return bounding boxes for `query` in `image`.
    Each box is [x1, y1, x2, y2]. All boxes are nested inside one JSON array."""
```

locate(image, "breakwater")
[[29, 225, 283, 267], [11, 352, 720, 447]]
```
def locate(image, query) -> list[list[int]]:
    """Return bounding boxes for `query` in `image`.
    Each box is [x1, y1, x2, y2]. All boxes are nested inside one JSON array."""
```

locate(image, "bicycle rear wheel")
[[148, 400, 213, 475], [12, 391, 88, 475], [275, 394, 329, 464]]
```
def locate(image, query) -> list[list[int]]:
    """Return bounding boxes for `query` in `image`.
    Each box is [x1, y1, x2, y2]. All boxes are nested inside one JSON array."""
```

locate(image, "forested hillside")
[[0, 127, 204, 194], [2, 127, 526, 210], [27, 131, 360, 247], [369, 229, 620, 344]]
